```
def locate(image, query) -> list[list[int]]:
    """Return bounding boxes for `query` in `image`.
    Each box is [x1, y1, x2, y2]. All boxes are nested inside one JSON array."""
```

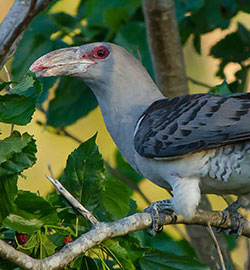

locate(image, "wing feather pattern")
[[134, 93, 250, 158]]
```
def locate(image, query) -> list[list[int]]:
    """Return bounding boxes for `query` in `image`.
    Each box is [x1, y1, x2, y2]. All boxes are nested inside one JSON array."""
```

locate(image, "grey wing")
[[134, 93, 250, 158]]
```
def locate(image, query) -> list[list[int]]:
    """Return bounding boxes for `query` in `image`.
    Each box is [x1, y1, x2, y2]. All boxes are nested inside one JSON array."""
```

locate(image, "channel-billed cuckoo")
[[30, 42, 250, 235]]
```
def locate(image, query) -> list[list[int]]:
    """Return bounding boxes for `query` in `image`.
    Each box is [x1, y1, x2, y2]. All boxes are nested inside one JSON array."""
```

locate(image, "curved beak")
[[30, 47, 96, 77]]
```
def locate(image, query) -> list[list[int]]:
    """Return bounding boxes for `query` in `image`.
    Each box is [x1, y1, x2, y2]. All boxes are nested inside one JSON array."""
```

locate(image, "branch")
[[187, 76, 213, 89], [45, 175, 98, 225], [141, 0, 188, 97], [0, 209, 250, 270], [207, 222, 226, 270], [0, 0, 54, 68]]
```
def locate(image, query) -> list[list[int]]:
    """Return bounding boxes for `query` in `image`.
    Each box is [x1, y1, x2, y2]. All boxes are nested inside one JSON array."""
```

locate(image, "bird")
[[30, 42, 250, 235]]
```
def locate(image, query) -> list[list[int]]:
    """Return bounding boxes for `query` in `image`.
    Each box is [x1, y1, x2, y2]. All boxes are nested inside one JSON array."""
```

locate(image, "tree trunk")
[[141, 0, 188, 97]]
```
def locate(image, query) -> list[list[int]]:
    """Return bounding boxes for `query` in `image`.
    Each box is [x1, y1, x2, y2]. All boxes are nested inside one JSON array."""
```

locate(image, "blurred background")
[[0, 0, 249, 267]]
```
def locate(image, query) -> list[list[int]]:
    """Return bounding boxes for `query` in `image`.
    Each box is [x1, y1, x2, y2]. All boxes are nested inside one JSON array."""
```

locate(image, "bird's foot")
[[143, 199, 176, 236], [215, 201, 244, 237]]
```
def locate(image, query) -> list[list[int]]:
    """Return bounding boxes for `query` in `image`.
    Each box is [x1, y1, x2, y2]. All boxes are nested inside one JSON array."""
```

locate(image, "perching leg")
[[143, 199, 176, 236]]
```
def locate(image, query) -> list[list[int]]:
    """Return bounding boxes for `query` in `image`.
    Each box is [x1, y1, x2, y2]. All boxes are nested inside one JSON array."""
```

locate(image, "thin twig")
[[188, 76, 213, 89], [47, 163, 55, 179], [207, 222, 226, 270], [3, 65, 12, 84], [60, 128, 82, 144], [45, 174, 98, 225]]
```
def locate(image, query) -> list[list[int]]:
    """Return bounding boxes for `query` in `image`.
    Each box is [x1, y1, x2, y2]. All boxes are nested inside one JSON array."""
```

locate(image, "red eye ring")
[[91, 46, 110, 59]]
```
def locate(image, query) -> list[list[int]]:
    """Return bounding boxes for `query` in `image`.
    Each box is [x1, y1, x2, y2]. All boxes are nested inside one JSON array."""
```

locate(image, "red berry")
[[15, 232, 28, 245], [63, 235, 73, 245]]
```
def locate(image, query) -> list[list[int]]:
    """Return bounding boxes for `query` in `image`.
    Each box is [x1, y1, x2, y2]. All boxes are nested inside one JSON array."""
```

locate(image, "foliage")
[[0, 0, 249, 269]]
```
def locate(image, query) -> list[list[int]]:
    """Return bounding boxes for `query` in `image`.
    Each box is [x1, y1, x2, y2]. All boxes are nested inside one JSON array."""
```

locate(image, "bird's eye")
[[91, 46, 110, 59]]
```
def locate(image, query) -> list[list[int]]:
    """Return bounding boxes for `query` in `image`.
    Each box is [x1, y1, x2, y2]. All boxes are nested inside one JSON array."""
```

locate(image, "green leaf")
[[115, 21, 154, 77], [0, 131, 36, 224], [8, 73, 42, 98], [0, 257, 18, 270], [140, 249, 208, 270], [0, 81, 12, 92], [51, 12, 77, 28], [103, 8, 130, 33], [137, 231, 196, 257], [61, 135, 104, 211], [3, 191, 59, 234], [40, 233, 57, 258], [193, 34, 201, 54], [178, 0, 238, 45], [210, 23, 250, 63], [115, 151, 143, 184], [102, 176, 132, 220], [209, 81, 232, 95], [19, 231, 57, 258], [71, 256, 99, 270], [86, 0, 140, 27], [175, 0, 205, 22], [104, 238, 137, 270], [47, 77, 97, 128], [0, 131, 37, 177], [0, 95, 36, 125], [0, 75, 43, 125], [0, 175, 18, 224], [236, 0, 250, 12]]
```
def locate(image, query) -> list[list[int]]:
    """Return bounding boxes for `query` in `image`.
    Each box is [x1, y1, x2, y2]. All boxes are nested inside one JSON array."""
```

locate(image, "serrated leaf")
[[61, 135, 104, 211], [3, 191, 59, 234], [0, 132, 36, 224], [0, 95, 36, 125], [47, 77, 97, 128], [8, 73, 42, 98], [140, 249, 208, 270], [0, 75, 43, 125], [0, 175, 18, 224], [0, 131, 37, 176], [102, 176, 132, 220]]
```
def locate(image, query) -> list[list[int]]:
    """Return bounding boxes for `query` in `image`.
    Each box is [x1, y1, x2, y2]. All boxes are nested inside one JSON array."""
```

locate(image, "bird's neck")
[[85, 72, 163, 167]]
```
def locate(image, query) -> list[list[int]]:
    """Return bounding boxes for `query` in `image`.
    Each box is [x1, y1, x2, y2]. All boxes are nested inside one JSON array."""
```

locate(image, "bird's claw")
[[143, 199, 176, 236], [214, 202, 244, 237]]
